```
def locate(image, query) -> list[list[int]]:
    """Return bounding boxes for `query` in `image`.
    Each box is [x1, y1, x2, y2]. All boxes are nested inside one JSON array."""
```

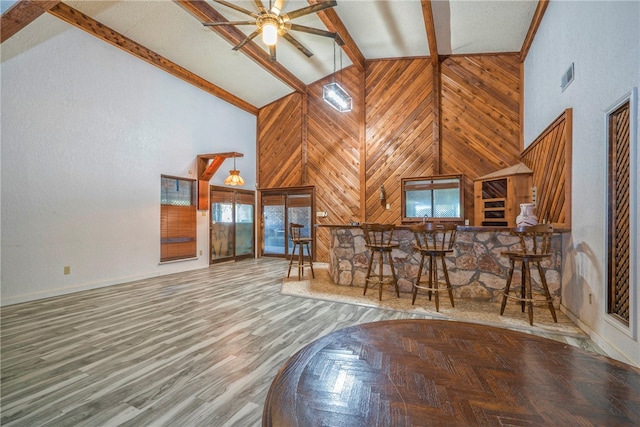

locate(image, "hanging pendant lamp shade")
[[323, 40, 352, 113], [224, 156, 245, 186]]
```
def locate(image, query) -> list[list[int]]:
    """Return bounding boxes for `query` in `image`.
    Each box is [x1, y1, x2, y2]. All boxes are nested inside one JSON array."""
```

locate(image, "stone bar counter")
[[320, 224, 564, 303]]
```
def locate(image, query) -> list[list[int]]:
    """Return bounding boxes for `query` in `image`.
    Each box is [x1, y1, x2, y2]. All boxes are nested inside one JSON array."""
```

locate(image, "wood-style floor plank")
[[1, 258, 601, 426]]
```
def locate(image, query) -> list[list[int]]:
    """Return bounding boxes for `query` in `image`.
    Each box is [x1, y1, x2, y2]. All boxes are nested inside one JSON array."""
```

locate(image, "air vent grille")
[[561, 63, 574, 92]]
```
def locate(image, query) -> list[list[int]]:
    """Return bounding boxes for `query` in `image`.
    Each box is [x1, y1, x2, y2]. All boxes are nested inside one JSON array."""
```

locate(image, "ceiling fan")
[[203, 0, 342, 62]]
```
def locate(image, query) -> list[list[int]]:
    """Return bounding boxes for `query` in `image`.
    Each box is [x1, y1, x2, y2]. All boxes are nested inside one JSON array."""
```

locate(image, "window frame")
[[401, 174, 464, 224], [160, 175, 197, 262]]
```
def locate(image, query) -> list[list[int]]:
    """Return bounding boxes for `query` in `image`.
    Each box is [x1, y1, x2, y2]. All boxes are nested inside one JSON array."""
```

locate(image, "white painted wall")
[[524, 0, 640, 366], [1, 14, 257, 305]]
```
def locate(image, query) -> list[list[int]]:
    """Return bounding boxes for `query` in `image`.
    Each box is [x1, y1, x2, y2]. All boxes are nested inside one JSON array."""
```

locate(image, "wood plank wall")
[[365, 58, 434, 223], [257, 92, 304, 188], [306, 66, 364, 260], [440, 55, 522, 221], [257, 54, 522, 262], [521, 109, 572, 228]]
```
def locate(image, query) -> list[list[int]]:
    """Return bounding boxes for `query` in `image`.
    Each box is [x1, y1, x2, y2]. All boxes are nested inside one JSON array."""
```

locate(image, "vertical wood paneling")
[[365, 58, 434, 223], [306, 66, 363, 261], [441, 55, 522, 222], [256, 54, 523, 262], [521, 109, 572, 228], [258, 93, 304, 188]]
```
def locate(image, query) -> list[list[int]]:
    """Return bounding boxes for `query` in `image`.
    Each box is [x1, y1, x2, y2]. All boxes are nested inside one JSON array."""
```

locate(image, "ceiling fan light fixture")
[[323, 82, 352, 112], [261, 19, 278, 46]]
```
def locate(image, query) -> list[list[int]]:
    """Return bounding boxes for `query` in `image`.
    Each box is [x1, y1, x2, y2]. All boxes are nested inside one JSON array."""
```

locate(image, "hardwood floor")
[[264, 320, 640, 426], [1, 258, 602, 426]]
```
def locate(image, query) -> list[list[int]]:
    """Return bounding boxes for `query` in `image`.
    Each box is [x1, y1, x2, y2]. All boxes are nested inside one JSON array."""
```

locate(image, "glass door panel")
[[263, 194, 286, 255], [235, 191, 255, 257], [260, 188, 314, 258], [287, 194, 312, 258], [210, 186, 255, 263], [211, 190, 234, 262]]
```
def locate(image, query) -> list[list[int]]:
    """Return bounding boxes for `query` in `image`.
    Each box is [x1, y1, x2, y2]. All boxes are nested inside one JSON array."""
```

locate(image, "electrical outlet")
[[386, 203, 390, 210], [199, 250, 203, 256], [64, 266, 71, 275]]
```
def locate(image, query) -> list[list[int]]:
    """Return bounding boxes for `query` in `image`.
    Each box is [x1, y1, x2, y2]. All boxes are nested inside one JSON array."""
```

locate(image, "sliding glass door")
[[210, 186, 255, 263], [261, 187, 314, 258]]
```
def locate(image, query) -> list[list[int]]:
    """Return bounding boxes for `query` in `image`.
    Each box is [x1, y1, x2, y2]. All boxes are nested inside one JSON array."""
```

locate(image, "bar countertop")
[[317, 223, 570, 233]]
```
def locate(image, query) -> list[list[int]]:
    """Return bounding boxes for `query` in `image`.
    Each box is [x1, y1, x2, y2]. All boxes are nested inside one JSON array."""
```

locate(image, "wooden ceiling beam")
[[520, 0, 549, 62], [176, 0, 307, 94], [45, 3, 257, 115], [421, 0, 439, 66], [308, 0, 365, 73], [1, 0, 60, 43]]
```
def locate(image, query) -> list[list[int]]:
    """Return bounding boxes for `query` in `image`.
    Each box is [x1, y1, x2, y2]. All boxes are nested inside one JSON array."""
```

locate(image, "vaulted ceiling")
[[1, 1, 545, 113]]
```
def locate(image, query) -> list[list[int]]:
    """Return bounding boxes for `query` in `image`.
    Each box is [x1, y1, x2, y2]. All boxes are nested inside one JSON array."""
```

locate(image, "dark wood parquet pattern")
[[264, 319, 640, 427]]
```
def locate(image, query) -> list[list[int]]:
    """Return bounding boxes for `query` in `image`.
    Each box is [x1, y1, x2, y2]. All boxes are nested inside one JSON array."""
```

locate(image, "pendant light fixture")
[[323, 40, 352, 113], [224, 155, 245, 186]]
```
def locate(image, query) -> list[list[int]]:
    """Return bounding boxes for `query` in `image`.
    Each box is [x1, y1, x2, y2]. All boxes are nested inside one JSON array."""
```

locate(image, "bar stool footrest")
[[502, 292, 554, 305]]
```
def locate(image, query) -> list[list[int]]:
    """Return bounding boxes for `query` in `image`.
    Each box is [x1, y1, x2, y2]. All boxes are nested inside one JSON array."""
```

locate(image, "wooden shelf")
[[474, 169, 532, 227]]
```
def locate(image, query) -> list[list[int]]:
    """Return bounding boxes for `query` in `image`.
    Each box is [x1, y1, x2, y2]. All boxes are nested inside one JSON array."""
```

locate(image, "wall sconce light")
[[322, 39, 352, 113], [379, 185, 386, 205], [224, 155, 245, 186]]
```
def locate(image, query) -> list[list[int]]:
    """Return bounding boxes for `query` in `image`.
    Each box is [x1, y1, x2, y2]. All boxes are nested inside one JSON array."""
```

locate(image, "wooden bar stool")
[[410, 223, 457, 312], [362, 223, 399, 301], [500, 223, 558, 326], [287, 223, 314, 280]]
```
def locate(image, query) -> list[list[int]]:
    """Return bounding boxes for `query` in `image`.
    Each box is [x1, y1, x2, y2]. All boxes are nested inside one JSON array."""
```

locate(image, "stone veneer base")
[[327, 227, 563, 303]]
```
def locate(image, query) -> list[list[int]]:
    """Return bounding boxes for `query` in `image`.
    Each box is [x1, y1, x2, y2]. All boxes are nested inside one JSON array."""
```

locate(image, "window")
[[402, 174, 464, 223], [161, 175, 196, 262]]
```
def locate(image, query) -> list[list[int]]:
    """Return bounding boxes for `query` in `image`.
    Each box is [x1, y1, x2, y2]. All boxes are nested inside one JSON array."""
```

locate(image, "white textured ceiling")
[[12, 0, 539, 108]]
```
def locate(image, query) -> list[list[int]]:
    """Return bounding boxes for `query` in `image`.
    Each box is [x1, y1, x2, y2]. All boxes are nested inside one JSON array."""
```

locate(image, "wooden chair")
[[287, 223, 314, 280], [410, 223, 457, 312], [362, 223, 400, 301], [500, 223, 558, 326]]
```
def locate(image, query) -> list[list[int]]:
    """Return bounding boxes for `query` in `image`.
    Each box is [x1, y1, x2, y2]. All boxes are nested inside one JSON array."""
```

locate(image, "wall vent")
[[561, 63, 574, 92]]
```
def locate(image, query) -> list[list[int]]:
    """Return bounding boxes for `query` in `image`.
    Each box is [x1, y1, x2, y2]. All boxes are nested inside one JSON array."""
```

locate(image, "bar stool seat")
[[287, 223, 314, 281], [500, 223, 558, 326], [410, 223, 457, 312], [362, 223, 399, 301]]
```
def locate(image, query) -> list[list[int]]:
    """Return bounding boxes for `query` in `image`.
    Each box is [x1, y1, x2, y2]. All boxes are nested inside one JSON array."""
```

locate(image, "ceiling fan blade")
[[269, 44, 277, 62], [232, 29, 261, 51], [213, 0, 259, 18], [271, 0, 285, 15], [282, 32, 313, 58], [285, 23, 337, 40], [203, 21, 256, 27], [252, 0, 267, 14], [282, 0, 336, 21]]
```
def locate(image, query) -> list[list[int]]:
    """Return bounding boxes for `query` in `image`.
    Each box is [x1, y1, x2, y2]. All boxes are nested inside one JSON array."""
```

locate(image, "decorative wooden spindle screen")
[[520, 109, 572, 228], [607, 100, 631, 324]]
